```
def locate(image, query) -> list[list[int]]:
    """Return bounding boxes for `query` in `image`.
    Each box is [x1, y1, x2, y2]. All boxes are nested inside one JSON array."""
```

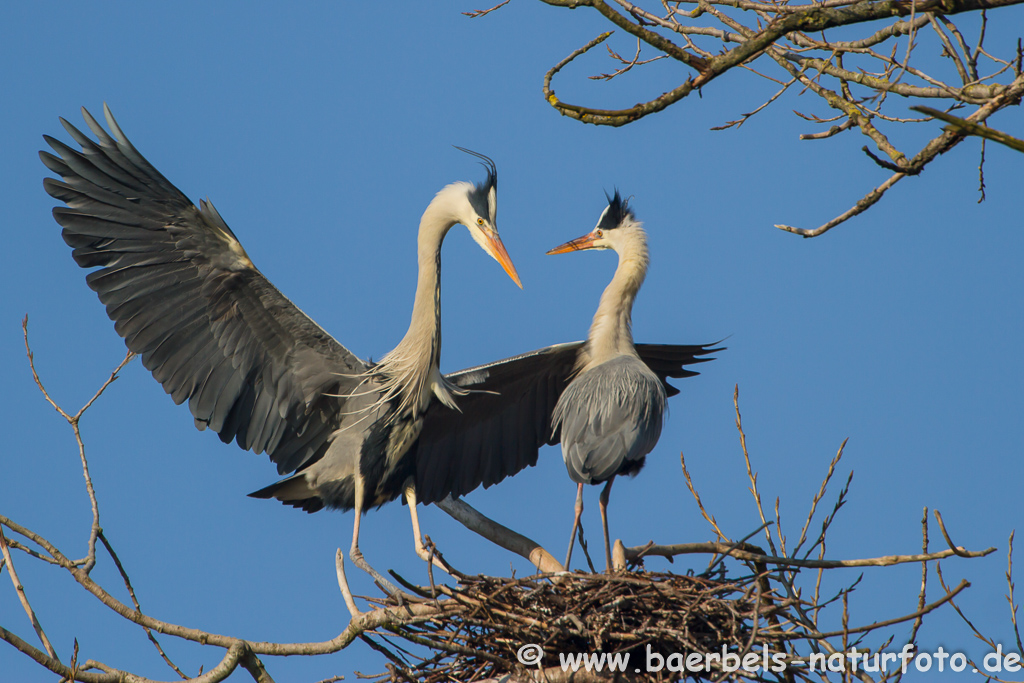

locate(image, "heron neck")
[[406, 209, 451, 368], [584, 234, 649, 370], [376, 196, 456, 417]]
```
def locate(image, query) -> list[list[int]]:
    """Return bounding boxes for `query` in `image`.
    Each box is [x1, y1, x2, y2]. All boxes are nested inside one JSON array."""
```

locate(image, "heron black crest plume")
[[453, 146, 497, 190], [597, 189, 632, 232], [454, 146, 498, 226]]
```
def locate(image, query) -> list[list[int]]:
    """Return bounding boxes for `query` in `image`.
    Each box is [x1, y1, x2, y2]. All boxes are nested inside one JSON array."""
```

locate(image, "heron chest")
[[386, 416, 425, 468]]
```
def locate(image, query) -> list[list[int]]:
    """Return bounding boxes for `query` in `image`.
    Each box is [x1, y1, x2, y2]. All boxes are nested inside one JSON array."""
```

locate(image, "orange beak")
[[546, 231, 600, 256], [488, 231, 523, 288]]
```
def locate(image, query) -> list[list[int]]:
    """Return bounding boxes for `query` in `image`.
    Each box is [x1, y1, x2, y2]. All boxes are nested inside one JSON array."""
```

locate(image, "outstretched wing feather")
[[412, 341, 721, 503], [413, 343, 582, 504], [42, 105, 369, 475], [635, 342, 722, 396]]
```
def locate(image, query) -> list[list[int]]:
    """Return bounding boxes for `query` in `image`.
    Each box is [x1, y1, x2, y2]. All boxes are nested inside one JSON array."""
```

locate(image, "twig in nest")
[[371, 571, 768, 683]]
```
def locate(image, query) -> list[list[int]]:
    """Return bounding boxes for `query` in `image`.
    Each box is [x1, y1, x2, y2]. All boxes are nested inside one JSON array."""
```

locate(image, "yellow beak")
[[546, 231, 600, 255], [488, 231, 522, 288]]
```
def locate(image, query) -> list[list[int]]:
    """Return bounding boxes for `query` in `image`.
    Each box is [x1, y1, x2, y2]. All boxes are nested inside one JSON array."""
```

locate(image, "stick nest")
[[365, 570, 781, 682]]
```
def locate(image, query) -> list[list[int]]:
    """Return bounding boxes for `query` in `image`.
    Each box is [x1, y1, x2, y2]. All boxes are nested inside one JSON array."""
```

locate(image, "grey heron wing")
[[635, 342, 723, 397], [412, 342, 585, 504], [41, 105, 368, 476]]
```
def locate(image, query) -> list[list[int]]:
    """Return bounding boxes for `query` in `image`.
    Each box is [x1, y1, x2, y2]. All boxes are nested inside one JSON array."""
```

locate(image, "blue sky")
[[2, 3, 1022, 680]]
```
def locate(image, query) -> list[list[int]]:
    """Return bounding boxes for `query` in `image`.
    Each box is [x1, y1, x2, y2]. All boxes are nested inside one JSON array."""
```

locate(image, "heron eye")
[[477, 218, 485, 226], [595, 229, 604, 238]]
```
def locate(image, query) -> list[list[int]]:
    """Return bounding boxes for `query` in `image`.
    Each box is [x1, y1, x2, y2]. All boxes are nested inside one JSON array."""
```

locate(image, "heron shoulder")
[[560, 352, 665, 405]]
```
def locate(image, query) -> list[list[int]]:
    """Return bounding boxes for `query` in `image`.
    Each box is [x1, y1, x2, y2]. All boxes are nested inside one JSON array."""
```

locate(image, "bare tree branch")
[[525, 0, 1024, 236], [623, 540, 995, 567], [912, 104, 1024, 150], [0, 527, 58, 661], [435, 496, 565, 573]]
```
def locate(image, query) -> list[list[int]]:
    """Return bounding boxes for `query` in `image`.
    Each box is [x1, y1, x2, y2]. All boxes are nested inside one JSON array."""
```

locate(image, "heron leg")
[[599, 478, 615, 572], [564, 483, 584, 569], [403, 477, 450, 574], [348, 475, 402, 597]]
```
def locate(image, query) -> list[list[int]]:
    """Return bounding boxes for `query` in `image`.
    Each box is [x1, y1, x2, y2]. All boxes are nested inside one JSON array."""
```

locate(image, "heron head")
[[547, 190, 637, 256], [454, 147, 522, 288]]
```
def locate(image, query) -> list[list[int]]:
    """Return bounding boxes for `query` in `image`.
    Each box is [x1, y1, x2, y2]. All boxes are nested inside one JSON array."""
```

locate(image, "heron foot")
[[414, 535, 453, 575]]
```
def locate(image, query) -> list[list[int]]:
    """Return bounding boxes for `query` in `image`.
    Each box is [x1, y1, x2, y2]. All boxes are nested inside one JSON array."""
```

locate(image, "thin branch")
[[775, 171, 906, 237], [589, 38, 667, 81], [99, 531, 190, 679], [979, 136, 988, 202], [680, 452, 728, 541], [1008, 530, 1023, 656], [809, 579, 971, 639], [0, 625, 113, 683], [778, 49, 1024, 237], [543, 31, 697, 126], [929, 14, 970, 85], [75, 350, 135, 421], [912, 104, 1024, 151], [0, 526, 58, 661], [623, 540, 995, 567], [463, 0, 511, 18], [22, 315, 73, 423], [793, 438, 847, 558], [711, 74, 800, 130], [735, 385, 777, 555], [935, 559, 996, 650], [22, 316, 134, 574], [0, 515, 68, 566], [900, 506, 931, 683]]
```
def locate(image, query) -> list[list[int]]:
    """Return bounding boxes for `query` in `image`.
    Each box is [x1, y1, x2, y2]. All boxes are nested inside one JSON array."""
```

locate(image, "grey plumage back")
[[552, 355, 667, 485]]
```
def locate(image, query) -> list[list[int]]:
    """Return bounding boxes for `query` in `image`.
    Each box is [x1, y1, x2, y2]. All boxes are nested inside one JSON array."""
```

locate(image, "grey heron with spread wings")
[[41, 107, 717, 588], [548, 192, 684, 571]]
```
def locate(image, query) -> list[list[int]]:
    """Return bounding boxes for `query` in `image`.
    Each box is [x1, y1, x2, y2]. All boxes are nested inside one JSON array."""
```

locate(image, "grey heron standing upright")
[[40, 105, 522, 590], [548, 191, 671, 571]]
